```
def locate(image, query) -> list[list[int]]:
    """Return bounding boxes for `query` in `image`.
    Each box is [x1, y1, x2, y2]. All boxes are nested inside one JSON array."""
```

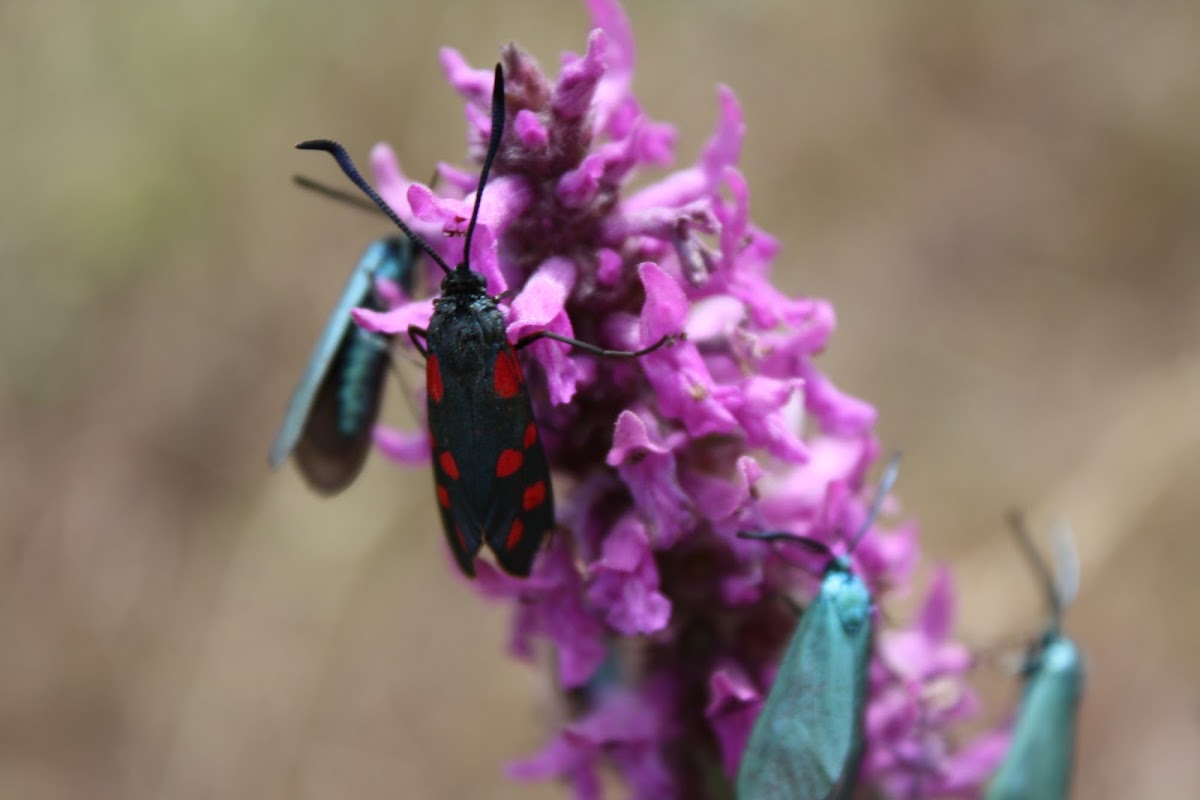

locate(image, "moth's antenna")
[[1006, 510, 1064, 632], [737, 452, 902, 567], [295, 139, 454, 275], [847, 452, 903, 553], [461, 63, 506, 273]]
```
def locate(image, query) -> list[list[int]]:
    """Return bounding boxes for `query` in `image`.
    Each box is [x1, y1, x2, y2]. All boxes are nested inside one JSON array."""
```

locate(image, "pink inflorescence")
[[354, 0, 1002, 796]]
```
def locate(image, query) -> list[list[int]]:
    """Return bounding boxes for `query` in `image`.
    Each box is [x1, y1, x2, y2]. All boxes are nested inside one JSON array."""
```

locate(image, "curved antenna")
[[846, 452, 903, 553], [1006, 510, 1064, 631], [295, 139, 453, 275], [292, 174, 384, 215], [461, 63, 506, 274], [737, 530, 831, 557]]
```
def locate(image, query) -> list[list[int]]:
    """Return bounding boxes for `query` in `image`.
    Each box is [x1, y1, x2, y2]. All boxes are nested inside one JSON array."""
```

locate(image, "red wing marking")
[[436, 484, 450, 509], [454, 523, 469, 552], [427, 354, 445, 403], [522, 481, 547, 511], [493, 349, 523, 399], [438, 450, 461, 480], [523, 422, 537, 449], [496, 448, 524, 478], [505, 518, 525, 550]]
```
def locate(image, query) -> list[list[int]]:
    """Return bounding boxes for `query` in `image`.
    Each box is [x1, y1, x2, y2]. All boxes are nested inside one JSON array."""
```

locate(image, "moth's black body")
[[419, 268, 554, 576]]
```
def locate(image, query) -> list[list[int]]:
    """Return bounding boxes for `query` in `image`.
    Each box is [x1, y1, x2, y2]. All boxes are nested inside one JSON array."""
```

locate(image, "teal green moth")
[[986, 513, 1084, 800], [735, 455, 901, 800], [269, 237, 415, 494]]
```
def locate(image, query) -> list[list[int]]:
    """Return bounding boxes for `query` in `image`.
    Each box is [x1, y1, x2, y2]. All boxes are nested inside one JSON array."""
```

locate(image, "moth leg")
[[514, 331, 680, 358], [408, 325, 429, 358]]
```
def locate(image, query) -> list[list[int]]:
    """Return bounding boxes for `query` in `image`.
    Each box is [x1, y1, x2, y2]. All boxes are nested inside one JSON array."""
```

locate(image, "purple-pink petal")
[[706, 664, 761, 776], [553, 30, 607, 122], [438, 46, 494, 105], [514, 108, 550, 149], [637, 261, 688, 344], [587, 516, 671, 635], [351, 299, 432, 336], [372, 425, 429, 465]]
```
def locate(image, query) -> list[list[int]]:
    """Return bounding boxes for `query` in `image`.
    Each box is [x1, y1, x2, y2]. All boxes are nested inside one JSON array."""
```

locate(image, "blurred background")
[[2, 1, 1197, 797]]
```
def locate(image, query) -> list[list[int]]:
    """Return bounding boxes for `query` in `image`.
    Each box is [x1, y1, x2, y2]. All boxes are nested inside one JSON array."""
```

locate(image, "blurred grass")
[[1, 1, 1198, 797]]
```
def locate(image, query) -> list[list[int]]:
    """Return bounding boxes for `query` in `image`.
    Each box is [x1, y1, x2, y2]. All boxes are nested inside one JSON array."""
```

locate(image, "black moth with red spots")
[[298, 64, 673, 577], [416, 265, 553, 576]]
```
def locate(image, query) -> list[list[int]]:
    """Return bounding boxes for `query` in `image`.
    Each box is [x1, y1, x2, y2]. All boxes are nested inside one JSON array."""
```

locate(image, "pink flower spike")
[[336, 4, 999, 794]]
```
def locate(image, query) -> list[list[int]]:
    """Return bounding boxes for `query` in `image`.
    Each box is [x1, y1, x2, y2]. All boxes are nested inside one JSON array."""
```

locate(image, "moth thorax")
[[438, 267, 488, 297], [1040, 637, 1082, 676], [827, 570, 872, 634]]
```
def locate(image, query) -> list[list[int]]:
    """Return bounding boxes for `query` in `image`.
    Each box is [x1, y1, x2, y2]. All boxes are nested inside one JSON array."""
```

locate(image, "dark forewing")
[[426, 343, 553, 577], [269, 253, 377, 469], [269, 237, 414, 493], [292, 335, 388, 494]]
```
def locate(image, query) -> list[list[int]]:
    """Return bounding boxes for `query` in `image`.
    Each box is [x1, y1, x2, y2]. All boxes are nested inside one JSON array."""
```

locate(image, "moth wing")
[[483, 408, 553, 577], [292, 332, 388, 494], [269, 238, 414, 471], [426, 343, 552, 577], [738, 574, 872, 800], [269, 257, 374, 468], [986, 637, 1082, 800]]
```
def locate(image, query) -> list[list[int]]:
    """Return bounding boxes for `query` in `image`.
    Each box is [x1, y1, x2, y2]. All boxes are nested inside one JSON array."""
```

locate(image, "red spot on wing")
[[505, 518, 525, 550], [439, 450, 460, 480], [493, 348, 523, 399], [523, 422, 537, 449], [427, 354, 444, 403], [437, 484, 450, 509], [522, 481, 547, 511], [496, 448, 523, 478], [455, 523, 469, 552]]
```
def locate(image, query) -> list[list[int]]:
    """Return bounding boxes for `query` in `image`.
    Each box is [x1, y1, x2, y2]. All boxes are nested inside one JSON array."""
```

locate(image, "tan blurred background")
[[2, 1, 1197, 798]]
